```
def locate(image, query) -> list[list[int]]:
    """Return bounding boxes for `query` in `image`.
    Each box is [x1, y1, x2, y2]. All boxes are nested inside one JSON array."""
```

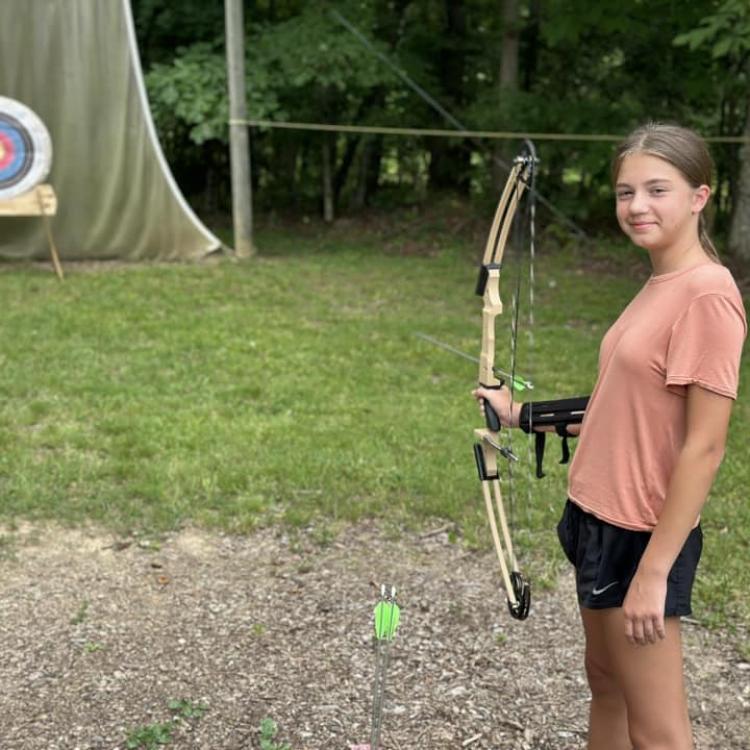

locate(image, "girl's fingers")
[[654, 615, 666, 641], [641, 618, 655, 644], [625, 613, 666, 646], [624, 617, 636, 645]]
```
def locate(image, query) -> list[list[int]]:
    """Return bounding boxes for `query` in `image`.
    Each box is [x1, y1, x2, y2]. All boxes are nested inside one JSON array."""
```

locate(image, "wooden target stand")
[[0, 184, 64, 280]]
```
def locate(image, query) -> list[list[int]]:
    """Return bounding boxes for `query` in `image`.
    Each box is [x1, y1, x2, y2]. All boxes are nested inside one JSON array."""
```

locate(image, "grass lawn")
[[1, 213, 748, 635]]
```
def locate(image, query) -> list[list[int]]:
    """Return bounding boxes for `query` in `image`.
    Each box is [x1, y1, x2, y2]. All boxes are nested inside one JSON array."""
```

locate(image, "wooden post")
[[36, 188, 64, 280], [0, 184, 64, 280], [224, 0, 255, 257]]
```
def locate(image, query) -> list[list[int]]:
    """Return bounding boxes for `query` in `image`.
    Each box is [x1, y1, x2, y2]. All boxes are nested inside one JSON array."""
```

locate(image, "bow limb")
[[476, 439, 521, 590]]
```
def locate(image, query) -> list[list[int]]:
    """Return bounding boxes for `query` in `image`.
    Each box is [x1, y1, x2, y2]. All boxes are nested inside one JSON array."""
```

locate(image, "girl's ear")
[[692, 184, 711, 213]]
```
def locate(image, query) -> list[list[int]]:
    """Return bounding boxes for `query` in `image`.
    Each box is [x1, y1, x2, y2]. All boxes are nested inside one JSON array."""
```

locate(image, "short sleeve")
[[665, 294, 746, 399]]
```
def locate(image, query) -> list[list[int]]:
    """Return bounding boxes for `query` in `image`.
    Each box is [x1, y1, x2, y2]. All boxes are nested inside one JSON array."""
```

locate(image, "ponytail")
[[698, 214, 721, 263]]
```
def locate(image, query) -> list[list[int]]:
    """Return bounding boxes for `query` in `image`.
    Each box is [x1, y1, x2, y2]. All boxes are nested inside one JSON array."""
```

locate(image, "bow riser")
[[478, 270, 503, 389]]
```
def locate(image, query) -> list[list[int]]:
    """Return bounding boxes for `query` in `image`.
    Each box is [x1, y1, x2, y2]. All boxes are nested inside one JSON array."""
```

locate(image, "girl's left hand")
[[471, 385, 518, 428], [622, 568, 668, 645]]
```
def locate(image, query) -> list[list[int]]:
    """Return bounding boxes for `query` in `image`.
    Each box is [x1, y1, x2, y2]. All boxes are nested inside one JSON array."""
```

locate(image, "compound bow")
[[473, 142, 537, 620]]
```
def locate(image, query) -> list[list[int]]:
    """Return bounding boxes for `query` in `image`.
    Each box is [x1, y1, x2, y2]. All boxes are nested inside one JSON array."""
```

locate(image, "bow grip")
[[480, 384, 503, 432]]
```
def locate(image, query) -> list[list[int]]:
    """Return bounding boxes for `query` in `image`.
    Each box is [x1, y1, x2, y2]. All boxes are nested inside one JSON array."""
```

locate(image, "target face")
[[0, 96, 52, 200]]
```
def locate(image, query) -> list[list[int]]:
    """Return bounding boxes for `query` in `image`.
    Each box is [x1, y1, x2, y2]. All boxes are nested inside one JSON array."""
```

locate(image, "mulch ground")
[[0, 522, 747, 750]]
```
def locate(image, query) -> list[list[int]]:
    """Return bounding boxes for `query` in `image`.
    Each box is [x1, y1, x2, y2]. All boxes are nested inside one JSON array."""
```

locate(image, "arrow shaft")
[[415, 332, 533, 390]]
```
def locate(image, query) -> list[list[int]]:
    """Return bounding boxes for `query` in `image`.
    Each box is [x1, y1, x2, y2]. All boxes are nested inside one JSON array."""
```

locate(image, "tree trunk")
[[729, 106, 750, 260], [366, 136, 384, 202], [353, 137, 373, 210], [322, 135, 335, 223], [274, 132, 299, 206], [499, 0, 519, 92], [492, 0, 520, 189], [522, 0, 541, 91], [334, 135, 361, 206], [428, 0, 470, 194]]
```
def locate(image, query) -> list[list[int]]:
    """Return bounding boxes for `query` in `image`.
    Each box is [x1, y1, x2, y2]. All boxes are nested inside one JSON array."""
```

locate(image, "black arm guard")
[[518, 396, 590, 478]]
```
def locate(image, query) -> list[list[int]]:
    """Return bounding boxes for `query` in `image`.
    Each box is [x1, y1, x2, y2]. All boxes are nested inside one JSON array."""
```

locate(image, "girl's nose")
[[629, 190, 648, 214]]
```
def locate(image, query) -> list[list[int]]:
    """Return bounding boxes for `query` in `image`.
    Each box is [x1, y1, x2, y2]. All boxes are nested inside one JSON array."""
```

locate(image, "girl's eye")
[[650, 187, 667, 195], [616, 190, 632, 200]]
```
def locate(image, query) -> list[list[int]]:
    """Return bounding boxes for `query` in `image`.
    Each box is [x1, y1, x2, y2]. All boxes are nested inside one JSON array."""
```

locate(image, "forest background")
[[134, 0, 750, 257]]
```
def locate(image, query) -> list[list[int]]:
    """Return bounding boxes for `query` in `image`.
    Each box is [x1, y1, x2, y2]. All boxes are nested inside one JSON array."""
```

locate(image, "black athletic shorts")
[[557, 499, 702, 616]]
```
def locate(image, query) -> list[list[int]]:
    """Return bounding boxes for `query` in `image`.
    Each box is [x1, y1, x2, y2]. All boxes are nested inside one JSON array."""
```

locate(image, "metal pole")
[[224, 0, 255, 257]]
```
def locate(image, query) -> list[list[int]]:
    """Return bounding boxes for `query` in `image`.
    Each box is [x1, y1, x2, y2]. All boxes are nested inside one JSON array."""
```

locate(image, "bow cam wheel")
[[507, 571, 531, 620]]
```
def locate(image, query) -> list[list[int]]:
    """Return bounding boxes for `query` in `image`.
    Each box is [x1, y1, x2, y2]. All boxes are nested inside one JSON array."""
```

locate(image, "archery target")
[[0, 96, 53, 200]]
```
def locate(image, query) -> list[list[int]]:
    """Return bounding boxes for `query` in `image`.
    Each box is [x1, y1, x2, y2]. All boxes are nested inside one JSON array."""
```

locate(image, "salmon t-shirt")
[[568, 262, 746, 531]]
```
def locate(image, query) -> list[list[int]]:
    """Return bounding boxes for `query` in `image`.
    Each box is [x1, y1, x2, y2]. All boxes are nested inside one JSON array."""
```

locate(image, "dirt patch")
[[0, 522, 747, 750]]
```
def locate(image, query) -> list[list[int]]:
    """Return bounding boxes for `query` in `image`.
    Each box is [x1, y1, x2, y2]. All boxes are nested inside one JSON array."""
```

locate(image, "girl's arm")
[[623, 384, 734, 645]]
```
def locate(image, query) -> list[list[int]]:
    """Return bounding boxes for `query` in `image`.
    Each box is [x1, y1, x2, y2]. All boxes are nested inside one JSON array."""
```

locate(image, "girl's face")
[[614, 152, 709, 253]]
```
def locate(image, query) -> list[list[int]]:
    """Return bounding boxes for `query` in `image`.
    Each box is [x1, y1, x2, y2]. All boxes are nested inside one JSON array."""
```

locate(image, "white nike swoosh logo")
[[591, 581, 620, 596]]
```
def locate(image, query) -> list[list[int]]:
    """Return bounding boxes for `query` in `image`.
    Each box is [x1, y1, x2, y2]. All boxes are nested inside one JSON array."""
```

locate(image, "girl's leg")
[[580, 607, 632, 750], [589, 608, 694, 750]]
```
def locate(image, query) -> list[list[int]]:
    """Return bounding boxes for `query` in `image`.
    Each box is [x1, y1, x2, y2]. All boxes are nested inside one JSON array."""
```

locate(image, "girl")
[[474, 123, 746, 749]]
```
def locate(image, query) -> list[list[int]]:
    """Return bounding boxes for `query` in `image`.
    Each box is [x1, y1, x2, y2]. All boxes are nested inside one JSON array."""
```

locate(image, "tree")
[[251, 3, 396, 217], [132, 0, 741, 236], [675, 0, 750, 260], [490, 0, 520, 189]]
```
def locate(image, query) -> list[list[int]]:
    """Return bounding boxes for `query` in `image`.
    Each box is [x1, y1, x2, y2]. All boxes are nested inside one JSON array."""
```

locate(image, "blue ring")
[[0, 115, 33, 187]]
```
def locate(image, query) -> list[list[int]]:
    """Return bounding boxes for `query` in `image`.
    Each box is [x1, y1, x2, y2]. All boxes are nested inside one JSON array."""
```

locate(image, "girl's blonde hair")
[[612, 123, 719, 262]]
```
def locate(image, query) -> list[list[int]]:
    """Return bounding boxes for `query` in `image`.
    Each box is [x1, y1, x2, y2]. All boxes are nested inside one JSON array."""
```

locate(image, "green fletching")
[[510, 376, 529, 392], [493, 368, 532, 392], [374, 601, 400, 640]]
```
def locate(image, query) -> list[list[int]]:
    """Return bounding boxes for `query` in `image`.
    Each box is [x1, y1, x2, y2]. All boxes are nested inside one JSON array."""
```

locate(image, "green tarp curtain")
[[0, 0, 222, 261]]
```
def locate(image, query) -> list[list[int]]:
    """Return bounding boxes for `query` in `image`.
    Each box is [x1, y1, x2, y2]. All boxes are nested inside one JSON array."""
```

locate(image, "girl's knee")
[[584, 651, 621, 698], [628, 723, 693, 750], [627, 690, 693, 750]]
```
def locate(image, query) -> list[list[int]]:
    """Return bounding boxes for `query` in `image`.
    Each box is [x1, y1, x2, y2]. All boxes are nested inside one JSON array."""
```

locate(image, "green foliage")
[[674, 0, 750, 60], [250, 623, 266, 637], [134, 0, 749, 234], [671, 1, 750, 230], [146, 43, 229, 146], [541, 0, 633, 45], [255, 6, 388, 94], [168, 698, 208, 720], [126, 722, 174, 750], [124, 698, 207, 749], [146, 42, 282, 147], [70, 599, 90, 625], [145, 3, 394, 148], [259, 718, 291, 750], [132, 0, 226, 67]]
